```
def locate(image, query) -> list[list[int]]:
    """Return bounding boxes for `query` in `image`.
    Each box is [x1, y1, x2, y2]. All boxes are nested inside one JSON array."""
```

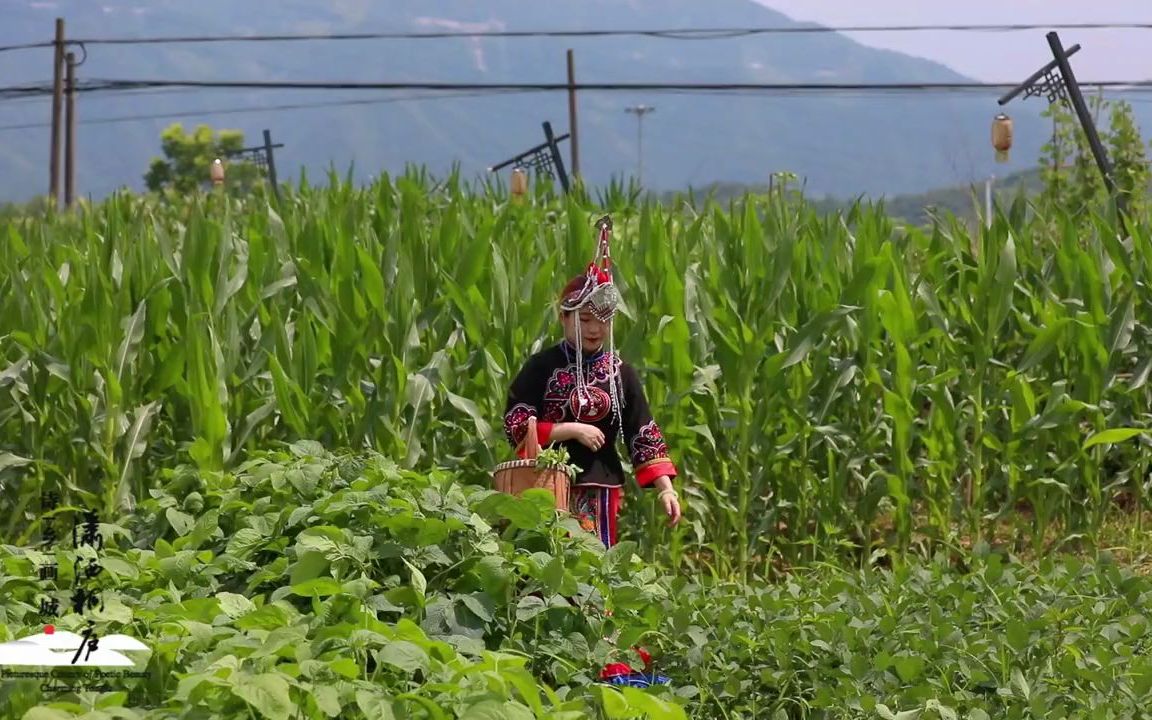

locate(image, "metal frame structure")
[[998, 32, 1128, 234], [224, 128, 283, 199], [489, 121, 571, 194]]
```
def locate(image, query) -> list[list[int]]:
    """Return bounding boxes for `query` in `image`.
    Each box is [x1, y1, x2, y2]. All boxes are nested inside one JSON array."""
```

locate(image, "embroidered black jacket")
[[503, 341, 677, 489]]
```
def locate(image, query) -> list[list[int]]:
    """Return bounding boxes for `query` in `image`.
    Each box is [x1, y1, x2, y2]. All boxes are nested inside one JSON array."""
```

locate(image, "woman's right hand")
[[553, 422, 606, 451]]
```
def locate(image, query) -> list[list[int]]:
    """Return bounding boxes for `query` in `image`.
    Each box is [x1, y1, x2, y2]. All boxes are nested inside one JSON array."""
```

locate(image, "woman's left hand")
[[661, 492, 682, 527], [653, 477, 681, 527]]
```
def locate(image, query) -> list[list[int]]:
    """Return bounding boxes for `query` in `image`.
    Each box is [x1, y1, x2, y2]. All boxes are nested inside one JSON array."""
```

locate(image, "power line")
[[50, 22, 1152, 45], [5, 78, 1152, 105], [36, 79, 1152, 94], [6, 76, 1152, 105], [0, 84, 209, 102], [3, 22, 1152, 54], [8, 81, 1152, 134], [0, 89, 536, 132], [0, 41, 53, 54]]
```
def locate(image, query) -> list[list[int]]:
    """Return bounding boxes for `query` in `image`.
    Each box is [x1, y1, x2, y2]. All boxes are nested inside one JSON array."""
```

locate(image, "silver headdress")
[[561, 215, 624, 429]]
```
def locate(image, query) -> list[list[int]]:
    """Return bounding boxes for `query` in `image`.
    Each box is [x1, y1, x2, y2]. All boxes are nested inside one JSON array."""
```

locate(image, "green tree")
[[1037, 107, 1065, 208], [1106, 99, 1150, 216], [1038, 95, 1149, 221], [144, 123, 262, 196]]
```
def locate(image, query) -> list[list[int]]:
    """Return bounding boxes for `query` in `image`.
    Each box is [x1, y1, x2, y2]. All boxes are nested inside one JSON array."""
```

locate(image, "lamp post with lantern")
[[210, 158, 225, 189], [984, 114, 1013, 228], [510, 166, 528, 204], [997, 31, 1127, 236]]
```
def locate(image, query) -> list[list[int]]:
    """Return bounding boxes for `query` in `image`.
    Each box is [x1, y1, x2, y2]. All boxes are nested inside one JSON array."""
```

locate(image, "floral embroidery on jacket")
[[503, 402, 536, 445], [630, 420, 670, 465]]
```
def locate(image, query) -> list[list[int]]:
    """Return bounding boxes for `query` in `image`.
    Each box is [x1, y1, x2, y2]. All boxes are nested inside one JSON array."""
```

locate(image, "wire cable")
[[3, 21, 1152, 54], [0, 41, 54, 54], [7, 81, 1152, 133], [5, 78, 1152, 104], [48, 79, 1152, 93], [0, 89, 536, 131], [55, 22, 1152, 45]]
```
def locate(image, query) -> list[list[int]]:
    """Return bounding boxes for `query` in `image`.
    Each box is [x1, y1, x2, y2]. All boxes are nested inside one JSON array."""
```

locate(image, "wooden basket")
[[493, 417, 571, 512]]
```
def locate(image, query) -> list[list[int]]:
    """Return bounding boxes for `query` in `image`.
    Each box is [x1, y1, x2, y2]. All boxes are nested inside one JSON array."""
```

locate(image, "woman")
[[502, 216, 682, 548]]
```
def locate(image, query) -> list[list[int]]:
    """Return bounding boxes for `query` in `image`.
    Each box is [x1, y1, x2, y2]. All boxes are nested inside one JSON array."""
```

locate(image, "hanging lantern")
[[991, 113, 1013, 163], [510, 167, 528, 202], [210, 158, 225, 186]]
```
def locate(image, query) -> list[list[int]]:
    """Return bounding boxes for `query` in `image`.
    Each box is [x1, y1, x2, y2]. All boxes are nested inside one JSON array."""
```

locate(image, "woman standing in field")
[[502, 216, 682, 547]]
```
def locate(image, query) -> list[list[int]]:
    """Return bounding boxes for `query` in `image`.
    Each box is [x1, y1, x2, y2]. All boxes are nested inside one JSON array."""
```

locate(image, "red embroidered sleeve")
[[504, 357, 554, 457], [620, 363, 677, 487]]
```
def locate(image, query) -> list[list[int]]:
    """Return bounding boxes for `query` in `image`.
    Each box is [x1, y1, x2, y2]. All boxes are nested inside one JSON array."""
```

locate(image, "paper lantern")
[[210, 158, 225, 185], [510, 167, 528, 202], [991, 114, 1013, 163]]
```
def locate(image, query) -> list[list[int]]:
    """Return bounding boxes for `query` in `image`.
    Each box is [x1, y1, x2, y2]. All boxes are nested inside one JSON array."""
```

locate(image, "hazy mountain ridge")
[[0, 0, 1061, 203], [668, 167, 1046, 226]]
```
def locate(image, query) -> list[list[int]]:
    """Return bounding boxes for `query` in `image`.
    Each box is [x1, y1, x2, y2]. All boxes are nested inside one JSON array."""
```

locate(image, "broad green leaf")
[[291, 577, 344, 597], [516, 596, 547, 621], [1083, 427, 1146, 449], [1011, 667, 1031, 701], [290, 551, 331, 586], [165, 507, 194, 536], [230, 673, 294, 720], [892, 656, 924, 683], [597, 687, 633, 719], [216, 591, 256, 618], [403, 558, 427, 607], [620, 687, 688, 720], [226, 528, 267, 560], [21, 710, 77, 720], [541, 555, 566, 594], [377, 640, 429, 674], [328, 657, 360, 679], [0, 453, 32, 472], [460, 701, 535, 720], [355, 690, 396, 720], [460, 593, 494, 622], [311, 684, 342, 717], [1016, 318, 1072, 373]]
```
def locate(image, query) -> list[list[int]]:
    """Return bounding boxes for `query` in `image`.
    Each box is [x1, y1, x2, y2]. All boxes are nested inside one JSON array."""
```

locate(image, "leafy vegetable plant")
[[536, 447, 581, 479], [4, 444, 1151, 719]]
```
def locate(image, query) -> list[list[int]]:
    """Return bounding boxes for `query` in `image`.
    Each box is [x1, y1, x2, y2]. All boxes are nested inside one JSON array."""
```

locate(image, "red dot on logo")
[[44, 625, 55, 635]]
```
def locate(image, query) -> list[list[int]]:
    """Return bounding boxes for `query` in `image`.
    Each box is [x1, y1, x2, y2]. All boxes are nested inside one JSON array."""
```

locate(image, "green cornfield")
[[2, 170, 1150, 580]]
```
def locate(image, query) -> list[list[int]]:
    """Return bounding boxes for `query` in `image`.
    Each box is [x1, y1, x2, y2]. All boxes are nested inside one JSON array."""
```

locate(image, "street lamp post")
[[510, 166, 528, 204], [624, 104, 655, 187], [210, 158, 225, 188]]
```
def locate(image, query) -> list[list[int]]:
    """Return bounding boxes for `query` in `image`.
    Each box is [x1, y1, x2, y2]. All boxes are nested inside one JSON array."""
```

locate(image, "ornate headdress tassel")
[[560, 215, 624, 429]]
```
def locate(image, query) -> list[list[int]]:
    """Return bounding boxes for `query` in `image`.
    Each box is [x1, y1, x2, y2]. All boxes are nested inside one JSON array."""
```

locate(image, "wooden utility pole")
[[566, 49, 580, 179], [64, 51, 77, 208], [49, 17, 65, 207]]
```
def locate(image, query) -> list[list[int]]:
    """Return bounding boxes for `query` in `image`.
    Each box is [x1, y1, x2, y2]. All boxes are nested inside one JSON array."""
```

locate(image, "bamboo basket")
[[493, 417, 571, 511]]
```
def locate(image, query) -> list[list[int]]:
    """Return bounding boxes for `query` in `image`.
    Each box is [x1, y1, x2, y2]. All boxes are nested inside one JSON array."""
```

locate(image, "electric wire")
[[5, 81, 1152, 134], [3, 21, 1152, 54], [6, 79, 1152, 95], [0, 89, 535, 131]]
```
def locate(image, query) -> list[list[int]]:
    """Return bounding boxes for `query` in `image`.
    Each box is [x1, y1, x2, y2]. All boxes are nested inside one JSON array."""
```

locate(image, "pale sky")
[[757, 1, 1152, 83]]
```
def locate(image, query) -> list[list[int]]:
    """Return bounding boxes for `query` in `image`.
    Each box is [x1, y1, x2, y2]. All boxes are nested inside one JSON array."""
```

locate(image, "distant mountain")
[[0, 0, 1068, 203], [670, 167, 1046, 225]]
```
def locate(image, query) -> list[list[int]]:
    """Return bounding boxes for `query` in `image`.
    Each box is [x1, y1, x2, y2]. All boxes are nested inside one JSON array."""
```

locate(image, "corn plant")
[[1, 168, 1150, 579]]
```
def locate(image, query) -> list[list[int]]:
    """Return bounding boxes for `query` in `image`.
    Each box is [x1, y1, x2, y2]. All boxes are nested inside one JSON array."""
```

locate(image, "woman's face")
[[562, 310, 608, 352]]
